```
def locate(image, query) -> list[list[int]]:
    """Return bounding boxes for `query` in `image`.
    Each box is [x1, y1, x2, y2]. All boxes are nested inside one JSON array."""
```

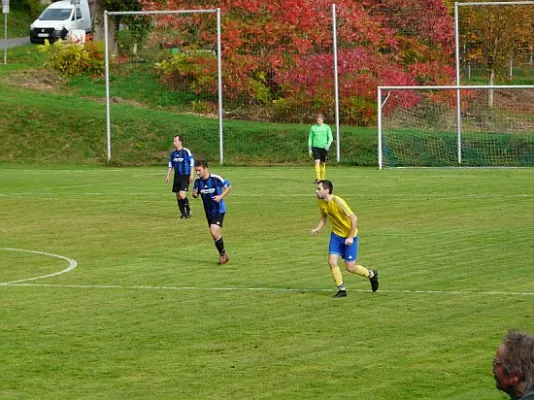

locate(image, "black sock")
[[183, 198, 190, 215], [215, 237, 225, 255], [177, 199, 185, 216]]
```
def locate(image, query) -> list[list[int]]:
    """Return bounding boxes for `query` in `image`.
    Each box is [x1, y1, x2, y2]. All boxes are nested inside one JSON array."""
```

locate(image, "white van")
[[30, 0, 92, 44]]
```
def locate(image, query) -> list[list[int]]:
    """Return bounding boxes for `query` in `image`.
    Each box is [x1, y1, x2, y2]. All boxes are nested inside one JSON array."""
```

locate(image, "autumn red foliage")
[[141, 0, 456, 125]]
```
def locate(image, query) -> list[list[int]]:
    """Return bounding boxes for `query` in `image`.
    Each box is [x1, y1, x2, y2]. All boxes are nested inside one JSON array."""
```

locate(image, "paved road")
[[2, 36, 30, 49]]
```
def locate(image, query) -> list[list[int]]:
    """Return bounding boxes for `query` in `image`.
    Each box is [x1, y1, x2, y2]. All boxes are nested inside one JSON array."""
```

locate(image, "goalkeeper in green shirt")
[[308, 113, 333, 183]]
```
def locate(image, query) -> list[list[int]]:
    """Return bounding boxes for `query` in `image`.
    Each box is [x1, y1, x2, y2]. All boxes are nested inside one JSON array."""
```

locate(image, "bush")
[[154, 51, 218, 94], [39, 40, 105, 78]]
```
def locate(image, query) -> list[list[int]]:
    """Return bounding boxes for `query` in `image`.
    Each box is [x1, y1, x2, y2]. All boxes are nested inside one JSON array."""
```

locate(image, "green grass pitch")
[[1, 165, 533, 399]]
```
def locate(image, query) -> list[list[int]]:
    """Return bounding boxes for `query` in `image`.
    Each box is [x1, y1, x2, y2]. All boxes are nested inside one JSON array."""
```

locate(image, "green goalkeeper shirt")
[[308, 123, 333, 149]]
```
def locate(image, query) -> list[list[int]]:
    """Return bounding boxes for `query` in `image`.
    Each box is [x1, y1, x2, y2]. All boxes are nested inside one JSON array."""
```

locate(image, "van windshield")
[[39, 8, 72, 21]]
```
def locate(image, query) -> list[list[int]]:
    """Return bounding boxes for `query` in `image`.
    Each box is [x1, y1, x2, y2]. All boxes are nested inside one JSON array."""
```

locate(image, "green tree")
[[460, 3, 534, 97], [91, 0, 148, 56]]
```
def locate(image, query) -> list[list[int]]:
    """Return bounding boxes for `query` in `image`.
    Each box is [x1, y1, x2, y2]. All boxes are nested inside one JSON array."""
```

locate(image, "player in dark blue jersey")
[[165, 135, 195, 220], [192, 159, 232, 264]]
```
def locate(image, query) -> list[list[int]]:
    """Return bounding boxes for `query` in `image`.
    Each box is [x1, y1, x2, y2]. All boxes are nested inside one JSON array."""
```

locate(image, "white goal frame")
[[103, 8, 223, 163], [377, 84, 534, 169]]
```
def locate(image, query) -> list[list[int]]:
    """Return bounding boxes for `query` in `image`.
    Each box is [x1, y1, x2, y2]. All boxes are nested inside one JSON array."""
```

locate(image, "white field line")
[[1, 282, 533, 296], [1, 192, 531, 199], [1, 248, 532, 296], [2, 166, 531, 174], [0, 248, 78, 285], [0, 193, 311, 204]]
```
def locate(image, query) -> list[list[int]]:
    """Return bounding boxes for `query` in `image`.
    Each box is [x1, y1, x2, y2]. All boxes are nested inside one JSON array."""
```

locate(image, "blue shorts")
[[328, 232, 358, 262]]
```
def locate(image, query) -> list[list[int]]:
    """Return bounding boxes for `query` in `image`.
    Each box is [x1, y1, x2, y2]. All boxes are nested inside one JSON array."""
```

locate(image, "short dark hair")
[[502, 330, 534, 397], [195, 159, 208, 168], [318, 179, 333, 194], [174, 134, 183, 143]]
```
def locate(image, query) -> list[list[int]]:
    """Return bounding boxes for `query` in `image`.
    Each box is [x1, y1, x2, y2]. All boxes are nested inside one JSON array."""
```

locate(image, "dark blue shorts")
[[207, 213, 225, 228], [328, 232, 358, 262], [172, 174, 190, 193]]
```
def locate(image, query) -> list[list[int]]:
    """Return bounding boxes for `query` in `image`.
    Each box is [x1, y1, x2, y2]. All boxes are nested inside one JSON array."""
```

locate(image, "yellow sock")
[[351, 264, 370, 278], [314, 164, 321, 181], [330, 266, 344, 287], [320, 164, 326, 179]]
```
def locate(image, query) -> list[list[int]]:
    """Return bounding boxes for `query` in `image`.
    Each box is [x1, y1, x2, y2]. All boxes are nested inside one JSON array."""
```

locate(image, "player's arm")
[[308, 128, 314, 155], [192, 179, 199, 198], [326, 125, 333, 150], [311, 214, 327, 235], [165, 166, 172, 183], [165, 156, 173, 183], [188, 154, 195, 183], [213, 185, 231, 203], [345, 213, 358, 245]]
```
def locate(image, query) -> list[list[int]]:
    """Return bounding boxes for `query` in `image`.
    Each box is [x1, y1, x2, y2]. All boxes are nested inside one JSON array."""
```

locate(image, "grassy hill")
[[0, 44, 378, 166], [1, 42, 532, 167], [0, 6, 35, 39]]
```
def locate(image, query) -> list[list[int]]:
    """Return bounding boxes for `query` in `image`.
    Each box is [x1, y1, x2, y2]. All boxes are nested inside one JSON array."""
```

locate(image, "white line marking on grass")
[[0, 193, 311, 205], [2, 282, 533, 297], [1, 192, 531, 200], [0, 248, 78, 285]]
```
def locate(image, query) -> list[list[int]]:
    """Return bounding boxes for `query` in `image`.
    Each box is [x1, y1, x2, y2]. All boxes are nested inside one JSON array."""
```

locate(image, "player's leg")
[[173, 174, 186, 219], [320, 149, 327, 180], [179, 189, 191, 218], [344, 261, 370, 277], [209, 214, 228, 264], [178, 176, 192, 219], [343, 236, 379, 292], [328, 232, 346, 297], [180, 176, 192, 218], [175, 192, 186, 218], [312, 148, 321, 182]]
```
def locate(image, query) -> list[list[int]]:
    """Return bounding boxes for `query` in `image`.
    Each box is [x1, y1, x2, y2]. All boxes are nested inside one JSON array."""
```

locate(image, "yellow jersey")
[[318, 195, 357, 238]]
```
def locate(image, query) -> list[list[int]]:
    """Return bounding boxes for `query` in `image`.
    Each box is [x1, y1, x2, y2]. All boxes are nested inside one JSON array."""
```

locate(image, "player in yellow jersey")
[[311, 180, 379, 298]]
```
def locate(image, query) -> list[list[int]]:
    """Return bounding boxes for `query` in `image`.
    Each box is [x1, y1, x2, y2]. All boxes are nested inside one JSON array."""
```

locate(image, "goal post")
[[377, 85, 534, 168], [103, 8, 223, 164]]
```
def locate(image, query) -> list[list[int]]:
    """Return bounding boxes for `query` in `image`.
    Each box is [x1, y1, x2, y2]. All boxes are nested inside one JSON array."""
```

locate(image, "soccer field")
[[1, 166, 533, 399]]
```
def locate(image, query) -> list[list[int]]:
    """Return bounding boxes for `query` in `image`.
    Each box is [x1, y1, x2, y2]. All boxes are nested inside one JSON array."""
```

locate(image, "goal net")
[[378, 85, 534, 168]]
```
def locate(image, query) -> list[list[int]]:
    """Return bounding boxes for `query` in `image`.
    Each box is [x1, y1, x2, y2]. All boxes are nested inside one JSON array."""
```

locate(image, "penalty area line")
[[1, 283, 534, 297]]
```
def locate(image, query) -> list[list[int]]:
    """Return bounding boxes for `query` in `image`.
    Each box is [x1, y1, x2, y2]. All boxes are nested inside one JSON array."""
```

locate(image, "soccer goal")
[[377, 85, 534, 168], [103, 9, 222, 164]]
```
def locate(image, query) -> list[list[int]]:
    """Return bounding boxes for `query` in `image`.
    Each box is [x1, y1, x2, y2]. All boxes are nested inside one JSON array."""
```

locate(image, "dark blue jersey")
[[193, 173, 231, 217], [168, 148, 195, 176]]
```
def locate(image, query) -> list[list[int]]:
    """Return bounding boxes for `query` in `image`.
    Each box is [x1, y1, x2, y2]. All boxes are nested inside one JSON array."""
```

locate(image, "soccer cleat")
[[218, 253, 229, 265], [369, 270, 379, 292], [185, 212, 192, 219], [333, 290, 347, 298], [178, 215, 187, 220]]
